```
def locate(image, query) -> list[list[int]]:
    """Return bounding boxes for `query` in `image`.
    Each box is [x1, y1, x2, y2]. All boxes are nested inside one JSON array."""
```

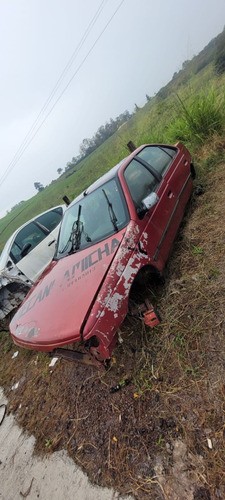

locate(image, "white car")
[[0, 205, 65, 324]]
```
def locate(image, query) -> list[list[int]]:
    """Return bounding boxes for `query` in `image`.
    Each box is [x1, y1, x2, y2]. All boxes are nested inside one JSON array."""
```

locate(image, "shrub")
[[215, 51, 225, 74], [214, 29, 225, 75], [167, 89, 224, 145]]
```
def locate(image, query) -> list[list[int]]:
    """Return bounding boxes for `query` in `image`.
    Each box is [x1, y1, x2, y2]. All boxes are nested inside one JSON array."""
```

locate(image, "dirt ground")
[[0, 159, 225, 499], [0, 388, 133, 500]]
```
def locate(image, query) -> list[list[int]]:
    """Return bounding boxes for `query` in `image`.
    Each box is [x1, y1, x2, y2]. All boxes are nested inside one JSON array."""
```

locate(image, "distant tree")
[[215, 29, 225, 74], [215, 51, 225, 74], [182, 59, 190, 70], [146, 94, 151, 102], [34, 182, 44, 192], [57, 168, 63, 175], [71, 156, 81, 165], [63, 110, 132, 170], [79, 137, 95, 157], [65, 162, 73, 172], [157, 86, 169, 99], [76, 110, 132, 161], [215, 27, 225, 75], [134, 103, 140, 112]]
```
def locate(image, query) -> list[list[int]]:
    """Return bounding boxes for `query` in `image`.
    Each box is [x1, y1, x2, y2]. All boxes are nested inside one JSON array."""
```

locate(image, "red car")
[[10, 143, 194, 366]]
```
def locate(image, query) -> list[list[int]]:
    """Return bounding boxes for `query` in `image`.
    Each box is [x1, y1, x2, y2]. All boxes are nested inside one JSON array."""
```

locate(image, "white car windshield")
[[0, 206, 64, 270], [56, 178, 128, 258]]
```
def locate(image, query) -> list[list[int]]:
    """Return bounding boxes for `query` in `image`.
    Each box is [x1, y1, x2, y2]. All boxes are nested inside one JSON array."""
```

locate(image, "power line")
[[0, 0, 124, 189], [0, 200, 34, 239], [0, 0, 108, 188]]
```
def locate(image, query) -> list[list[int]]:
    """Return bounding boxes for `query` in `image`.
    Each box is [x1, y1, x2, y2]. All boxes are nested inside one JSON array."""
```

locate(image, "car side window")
[[35, 207, 63, 232], [137, 146, 177, 176], [10, 222, 47, 264], [124, 159, 158, 208]]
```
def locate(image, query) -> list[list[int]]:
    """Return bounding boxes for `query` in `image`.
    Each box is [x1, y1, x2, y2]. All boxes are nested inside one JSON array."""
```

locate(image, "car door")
[[123, 146, 189, 268], [123, 156, 167, 265], [10, 208, 63, 282], [137, 146, 191, 264]]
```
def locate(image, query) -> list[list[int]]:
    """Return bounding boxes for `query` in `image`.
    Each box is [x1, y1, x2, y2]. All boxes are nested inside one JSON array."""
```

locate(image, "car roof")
[[0, 205, 65, 270], [69, 146, 147, 207], [70, 160, 125, 207]]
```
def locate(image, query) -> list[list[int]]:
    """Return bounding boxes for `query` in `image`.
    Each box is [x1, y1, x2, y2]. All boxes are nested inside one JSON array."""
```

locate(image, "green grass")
[[166, 88, 224, 145], [1, 60, 225, 251], [192, 245, 204, 255]]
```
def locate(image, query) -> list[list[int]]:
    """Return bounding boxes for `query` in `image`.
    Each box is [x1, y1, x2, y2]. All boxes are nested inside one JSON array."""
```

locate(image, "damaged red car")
[[10, 143, 195, 366]]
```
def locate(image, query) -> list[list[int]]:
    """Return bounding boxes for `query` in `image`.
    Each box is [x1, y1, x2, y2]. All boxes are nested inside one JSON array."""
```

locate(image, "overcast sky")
[[0, 0, 225, 217]]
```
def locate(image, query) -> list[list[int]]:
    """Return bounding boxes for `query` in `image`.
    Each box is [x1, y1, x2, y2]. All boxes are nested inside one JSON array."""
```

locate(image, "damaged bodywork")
[[0, 206, 65, 327], [10, 143, 194, 365], [0, 272, 32, 328]]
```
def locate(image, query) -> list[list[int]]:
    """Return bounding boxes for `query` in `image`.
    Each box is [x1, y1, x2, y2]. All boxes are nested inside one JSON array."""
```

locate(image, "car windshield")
[[56, 178, 128, 258]]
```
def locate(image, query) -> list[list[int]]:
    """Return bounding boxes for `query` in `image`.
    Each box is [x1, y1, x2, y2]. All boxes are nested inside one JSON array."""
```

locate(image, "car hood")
[[10, 229, 127, 349]]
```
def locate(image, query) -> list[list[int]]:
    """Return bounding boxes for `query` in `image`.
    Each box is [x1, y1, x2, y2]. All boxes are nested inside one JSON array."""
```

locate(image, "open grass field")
[[0, 57, 225, 251]]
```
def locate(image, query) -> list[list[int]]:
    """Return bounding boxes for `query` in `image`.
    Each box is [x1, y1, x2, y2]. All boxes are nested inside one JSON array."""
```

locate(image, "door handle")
[[48, 239, 56, 246], [167, 190, 173, 199]]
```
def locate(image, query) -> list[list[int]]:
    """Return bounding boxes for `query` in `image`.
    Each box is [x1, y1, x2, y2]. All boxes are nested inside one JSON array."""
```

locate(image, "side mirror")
[[142, 192, 159, 210], [63, 195, 71, 206], [21, 242, 32, 258]]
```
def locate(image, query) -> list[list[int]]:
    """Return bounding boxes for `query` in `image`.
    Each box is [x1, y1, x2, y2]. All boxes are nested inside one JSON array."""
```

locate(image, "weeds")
[[200, 149, 225, 172], [185, 365, 200, 377], [167, 88, 224, 145], [0, 332, 13, 353], [173, 333, 185, 348], [208, 267, 220, 279], [192, 245, 204, 255], [133, 367, 153, 396], [156, 435, 165, 447], [44, 439, 53, 448]]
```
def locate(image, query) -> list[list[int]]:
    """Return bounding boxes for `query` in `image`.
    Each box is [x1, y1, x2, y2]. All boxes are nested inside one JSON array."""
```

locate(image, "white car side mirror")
[[142, 192, 159, 210]]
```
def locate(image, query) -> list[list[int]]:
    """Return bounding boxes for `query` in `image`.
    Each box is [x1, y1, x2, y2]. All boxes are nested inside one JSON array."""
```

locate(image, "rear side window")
[[124, 159, 158, 207], [10, 222, 47, 264], [35, 207, 63, 232], [137, 146, 176, 176]]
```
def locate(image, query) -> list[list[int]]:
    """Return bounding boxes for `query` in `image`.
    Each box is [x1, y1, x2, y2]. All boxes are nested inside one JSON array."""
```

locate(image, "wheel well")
[[129, 264, 161, 302], [190, 162, 196, 179]]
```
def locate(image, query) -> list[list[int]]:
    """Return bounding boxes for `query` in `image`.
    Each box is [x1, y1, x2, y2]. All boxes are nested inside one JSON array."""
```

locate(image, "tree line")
[[34, 109, 136, 192], [65, 109, 132, 172]]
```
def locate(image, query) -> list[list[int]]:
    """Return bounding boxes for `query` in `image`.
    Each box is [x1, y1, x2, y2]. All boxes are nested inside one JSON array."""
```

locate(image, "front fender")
[[83, 242, 150, 359]]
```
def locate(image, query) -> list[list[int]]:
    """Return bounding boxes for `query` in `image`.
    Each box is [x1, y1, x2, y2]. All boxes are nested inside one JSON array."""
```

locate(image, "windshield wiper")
[[69, 207, 92, 253], [70, 204, 83, 253], [102, 189, 118, 232], [59, 205, 86, 255]]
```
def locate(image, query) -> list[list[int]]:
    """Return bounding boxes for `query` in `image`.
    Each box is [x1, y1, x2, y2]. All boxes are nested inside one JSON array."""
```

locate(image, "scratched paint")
[[106, 292, 124, 313]]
